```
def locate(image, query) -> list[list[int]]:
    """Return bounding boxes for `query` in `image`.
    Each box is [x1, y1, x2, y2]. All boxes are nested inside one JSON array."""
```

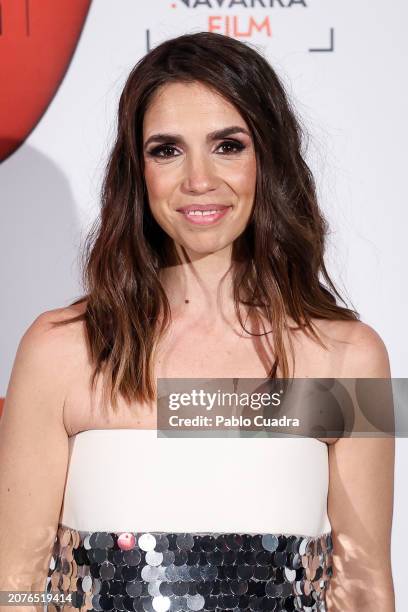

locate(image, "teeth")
[[186, 210, 219, 216]]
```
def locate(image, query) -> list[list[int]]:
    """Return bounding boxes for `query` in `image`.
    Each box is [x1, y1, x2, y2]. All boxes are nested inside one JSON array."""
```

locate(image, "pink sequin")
[[117, 532, 136, 550]]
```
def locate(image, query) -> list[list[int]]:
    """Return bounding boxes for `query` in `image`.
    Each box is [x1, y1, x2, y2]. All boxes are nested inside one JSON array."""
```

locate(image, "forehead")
[[143, 81, 246, 134]]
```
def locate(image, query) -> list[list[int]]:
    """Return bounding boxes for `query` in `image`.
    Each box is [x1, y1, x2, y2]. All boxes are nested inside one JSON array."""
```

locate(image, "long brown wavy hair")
[[53, 31, 359, 412]]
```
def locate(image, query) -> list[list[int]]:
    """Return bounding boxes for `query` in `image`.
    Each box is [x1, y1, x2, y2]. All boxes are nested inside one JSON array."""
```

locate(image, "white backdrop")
[[1, 0, 406, 607]]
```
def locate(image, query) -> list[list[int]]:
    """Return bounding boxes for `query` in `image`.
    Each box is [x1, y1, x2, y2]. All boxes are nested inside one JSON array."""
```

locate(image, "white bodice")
[[59, 429, 331, 536]]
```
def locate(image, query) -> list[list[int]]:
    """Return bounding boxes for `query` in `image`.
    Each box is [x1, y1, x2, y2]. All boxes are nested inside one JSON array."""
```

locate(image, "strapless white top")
[[59, 429, 331, 537]]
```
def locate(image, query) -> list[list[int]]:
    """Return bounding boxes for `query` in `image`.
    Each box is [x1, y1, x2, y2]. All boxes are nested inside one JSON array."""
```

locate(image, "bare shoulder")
[[24, 301, 87, 347], [2, 303, 87, 429], [311, 318, 391, 378], [17, 301, 90, 387]]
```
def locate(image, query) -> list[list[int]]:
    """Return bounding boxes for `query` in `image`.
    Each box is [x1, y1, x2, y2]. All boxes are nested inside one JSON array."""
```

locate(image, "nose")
[[182, 151, 219, 193]]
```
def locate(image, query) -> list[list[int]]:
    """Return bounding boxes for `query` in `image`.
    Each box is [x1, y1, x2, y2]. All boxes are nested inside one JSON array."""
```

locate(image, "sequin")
[[46, 524, 333, 611], [117, 532, 136, 551]]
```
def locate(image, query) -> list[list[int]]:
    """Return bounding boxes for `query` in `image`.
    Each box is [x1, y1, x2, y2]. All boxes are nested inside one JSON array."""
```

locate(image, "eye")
[[147, 139, 246, 159], [148, 144, 180, 158], [217, 140, 245, 155]]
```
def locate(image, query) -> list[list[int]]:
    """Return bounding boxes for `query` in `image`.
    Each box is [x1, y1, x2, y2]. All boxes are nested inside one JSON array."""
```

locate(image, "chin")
[[181, 240, 230, 258]]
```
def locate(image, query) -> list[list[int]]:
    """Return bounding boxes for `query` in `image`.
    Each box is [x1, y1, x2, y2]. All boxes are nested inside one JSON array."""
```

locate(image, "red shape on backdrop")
[[0, 0, 92, 162], [0, 397, 3, 419]]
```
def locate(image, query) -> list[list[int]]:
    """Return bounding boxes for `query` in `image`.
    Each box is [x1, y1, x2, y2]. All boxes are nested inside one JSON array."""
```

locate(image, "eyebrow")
[[143, 125, 251, 149]]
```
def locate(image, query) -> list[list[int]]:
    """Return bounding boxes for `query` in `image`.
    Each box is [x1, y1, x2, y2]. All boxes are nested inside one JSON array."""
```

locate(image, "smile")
[[178, 206, 232, 226]]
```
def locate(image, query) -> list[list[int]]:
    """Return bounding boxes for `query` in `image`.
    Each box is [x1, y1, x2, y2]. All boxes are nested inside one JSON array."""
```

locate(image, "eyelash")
[[147, 140, 245, 159]]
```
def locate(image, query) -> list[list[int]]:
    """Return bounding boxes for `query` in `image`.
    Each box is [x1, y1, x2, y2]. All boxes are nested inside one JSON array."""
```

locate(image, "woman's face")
[[142, 81, 257, 259]]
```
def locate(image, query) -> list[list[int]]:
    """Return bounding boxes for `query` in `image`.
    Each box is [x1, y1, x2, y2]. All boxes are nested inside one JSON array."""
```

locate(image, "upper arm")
[[326, 322, 395, 610], [0, 312, 70, 592]]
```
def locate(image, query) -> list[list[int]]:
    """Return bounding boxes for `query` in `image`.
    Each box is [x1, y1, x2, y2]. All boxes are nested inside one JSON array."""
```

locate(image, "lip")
[[177, 205, 232, 226], [176, 204, 231, 212]]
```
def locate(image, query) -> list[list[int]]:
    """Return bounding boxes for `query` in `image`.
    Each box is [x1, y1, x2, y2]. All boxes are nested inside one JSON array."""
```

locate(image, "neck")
[[159, 245, 238, 320]]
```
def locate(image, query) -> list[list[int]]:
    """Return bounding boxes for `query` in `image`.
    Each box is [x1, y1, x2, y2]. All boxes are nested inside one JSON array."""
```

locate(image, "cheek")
[[144, 163, 177, 235], [144, 163, 166, 202], [228, 159, 257, 200]]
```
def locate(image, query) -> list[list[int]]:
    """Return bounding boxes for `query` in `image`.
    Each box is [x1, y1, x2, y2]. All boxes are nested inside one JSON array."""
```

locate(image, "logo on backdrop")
[[0, 0, 92, 162]]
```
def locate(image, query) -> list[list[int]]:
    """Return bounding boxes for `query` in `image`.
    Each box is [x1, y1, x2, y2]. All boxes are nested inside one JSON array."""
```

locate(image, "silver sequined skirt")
[[46, 524, 333, 612]]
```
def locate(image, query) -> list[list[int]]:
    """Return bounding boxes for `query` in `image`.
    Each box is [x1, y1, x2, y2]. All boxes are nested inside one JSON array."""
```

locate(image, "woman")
[[0, 31, 394, 612]]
